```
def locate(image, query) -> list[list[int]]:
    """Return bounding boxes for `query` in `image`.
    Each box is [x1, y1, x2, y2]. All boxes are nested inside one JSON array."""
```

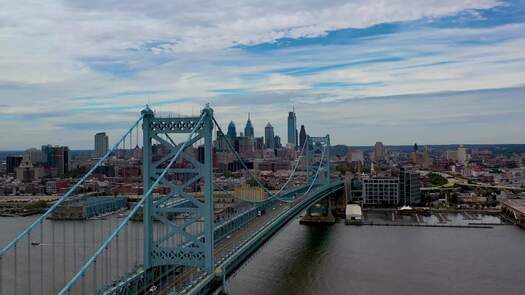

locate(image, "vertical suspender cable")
[[115, 234, 121, 280], [14, 243, 17, 295], [52, 222, 56, 293], [73, 221, 77, 276], [27, 232, 31, 294], [40, 222, 44, 295], [63, 222, 66, 285]]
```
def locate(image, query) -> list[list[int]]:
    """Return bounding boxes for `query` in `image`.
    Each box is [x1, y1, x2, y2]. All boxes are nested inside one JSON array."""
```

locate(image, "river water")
[[228, 218, 525, 295], [1, 214, 524, 295]]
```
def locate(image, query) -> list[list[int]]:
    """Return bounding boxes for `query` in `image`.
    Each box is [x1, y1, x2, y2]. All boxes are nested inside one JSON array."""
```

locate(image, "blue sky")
[[0, 0, 524, 149]]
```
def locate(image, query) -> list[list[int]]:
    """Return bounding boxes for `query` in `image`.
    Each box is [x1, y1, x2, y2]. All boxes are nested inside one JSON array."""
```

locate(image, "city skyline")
[[1, 1, 525, 149]]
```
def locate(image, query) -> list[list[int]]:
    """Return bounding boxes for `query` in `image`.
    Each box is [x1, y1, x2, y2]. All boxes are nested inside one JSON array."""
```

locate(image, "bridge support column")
[[300, 197, 335, 225], [301, 134, 335, 225]]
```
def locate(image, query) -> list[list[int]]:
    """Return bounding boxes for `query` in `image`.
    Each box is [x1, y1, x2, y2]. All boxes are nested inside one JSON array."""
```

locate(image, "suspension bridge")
[[0, 105, 345, 295]]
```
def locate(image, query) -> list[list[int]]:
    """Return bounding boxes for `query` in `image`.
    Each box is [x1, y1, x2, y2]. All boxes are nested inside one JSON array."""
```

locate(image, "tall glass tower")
[[299, 125, 307, 148], [227, 121, 237, 138], [244, 113, 254, 138], [265, 122, 275, 149], [287, 107, 297, 146]]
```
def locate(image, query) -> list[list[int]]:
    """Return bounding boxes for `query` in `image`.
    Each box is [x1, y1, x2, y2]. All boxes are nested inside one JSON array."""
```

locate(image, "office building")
[[399, 168, 421, 205], [244, 113, 254, 138], [41, 144, 53, 165], [458, 145, 468, 164], [274, 136, 282, 149], [53, 146, 70, 176], [16, 160, 44, 182], [94, 132, 109, 157], [373, 141, 386, 161], [287, 108, 297, 147], [254, 137, 264, 150], [347, 149, 364, 164], [23, 148, 42, 165], [265, 123, 275, 149], [227, 121, 237, 139], [6, 156, 23, 174], [299, 125, 307, 149], [362, 177, 399, 205]]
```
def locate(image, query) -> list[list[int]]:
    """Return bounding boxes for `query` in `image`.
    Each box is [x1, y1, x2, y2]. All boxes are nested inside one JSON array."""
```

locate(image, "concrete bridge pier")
[[300, 196, 336, 225]]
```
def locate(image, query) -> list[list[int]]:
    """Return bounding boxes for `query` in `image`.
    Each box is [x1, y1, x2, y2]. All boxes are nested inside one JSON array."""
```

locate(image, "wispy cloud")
[[0, 0, 524, 149]]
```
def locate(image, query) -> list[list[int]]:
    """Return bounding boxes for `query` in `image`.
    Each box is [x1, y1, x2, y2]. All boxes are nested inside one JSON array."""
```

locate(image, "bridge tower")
[[142, 105, 215, 272], [302, 135, 335, 224]]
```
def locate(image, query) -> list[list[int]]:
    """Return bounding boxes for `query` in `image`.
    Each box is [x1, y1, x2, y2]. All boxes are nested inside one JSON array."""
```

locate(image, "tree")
[[429, 173, 447, 186]]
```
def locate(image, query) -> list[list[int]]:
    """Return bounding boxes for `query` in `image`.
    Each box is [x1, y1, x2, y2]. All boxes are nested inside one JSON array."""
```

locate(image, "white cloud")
[[2, 0, 525, 148]]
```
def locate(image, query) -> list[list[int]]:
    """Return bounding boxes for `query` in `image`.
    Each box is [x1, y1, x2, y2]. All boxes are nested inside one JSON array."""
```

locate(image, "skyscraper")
[[52, 146, 69, 176], [265, 122, 275, 149], [299, 125, 307, 149], [94, 132, 109, 157], [41, 144, 53, 165], [373, 141, 386, 162], [23, 148, 41, 165], [227, 121, 237, 138], [287, 108, 297, 146], [274, 135, 281, 149], [244, 113, 254, 138], [6, 156, 23, 174], [457, 145, 468, 164]]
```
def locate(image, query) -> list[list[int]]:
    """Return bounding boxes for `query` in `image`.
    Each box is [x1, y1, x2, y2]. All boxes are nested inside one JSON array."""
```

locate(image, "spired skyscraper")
[[287, 108, 297, 147], [265, 122, 275, 149], [244, 113, 254, 138], [227, 121, 237, 138]]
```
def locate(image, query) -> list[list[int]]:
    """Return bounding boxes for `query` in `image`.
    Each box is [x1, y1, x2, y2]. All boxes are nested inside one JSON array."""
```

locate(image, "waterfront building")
[[265, 123, 275, 149], [94, 132, 109, 157], [399, 168, 421, 205], [362, 177, 399, 205]]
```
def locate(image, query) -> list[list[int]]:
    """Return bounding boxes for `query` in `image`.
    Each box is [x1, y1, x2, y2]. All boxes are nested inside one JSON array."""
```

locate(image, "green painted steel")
[[142, 105, 215, 272]]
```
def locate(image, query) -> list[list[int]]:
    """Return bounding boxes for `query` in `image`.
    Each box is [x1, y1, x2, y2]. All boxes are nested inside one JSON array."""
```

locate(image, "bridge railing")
[[0, 116, 143, 295]]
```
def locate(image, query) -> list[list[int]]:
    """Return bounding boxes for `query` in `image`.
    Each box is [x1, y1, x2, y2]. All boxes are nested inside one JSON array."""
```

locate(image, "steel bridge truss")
[[306, 135, 331, 185], [142, 106, 215, 273]]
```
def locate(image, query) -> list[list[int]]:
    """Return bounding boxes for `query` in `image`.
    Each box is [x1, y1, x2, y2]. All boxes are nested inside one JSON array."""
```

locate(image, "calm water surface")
[[1, 215, 524, 295], [229, 219, 525, 295]]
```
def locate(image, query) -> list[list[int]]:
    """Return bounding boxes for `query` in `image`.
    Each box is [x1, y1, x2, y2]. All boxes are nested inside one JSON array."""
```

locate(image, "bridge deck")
[[156, 198, 295, 293]]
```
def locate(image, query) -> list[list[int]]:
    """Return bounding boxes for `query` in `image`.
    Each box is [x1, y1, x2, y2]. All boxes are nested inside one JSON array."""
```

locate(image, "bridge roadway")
[[103, 185, 310, 294], [156, 194, 295, 294], [180, 181, 343, 295], [103, 181, 343, 294]]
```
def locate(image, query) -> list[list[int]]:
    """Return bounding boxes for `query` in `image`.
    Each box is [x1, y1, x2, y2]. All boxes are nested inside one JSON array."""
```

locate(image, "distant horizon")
[[2, 142, 525, 153]]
